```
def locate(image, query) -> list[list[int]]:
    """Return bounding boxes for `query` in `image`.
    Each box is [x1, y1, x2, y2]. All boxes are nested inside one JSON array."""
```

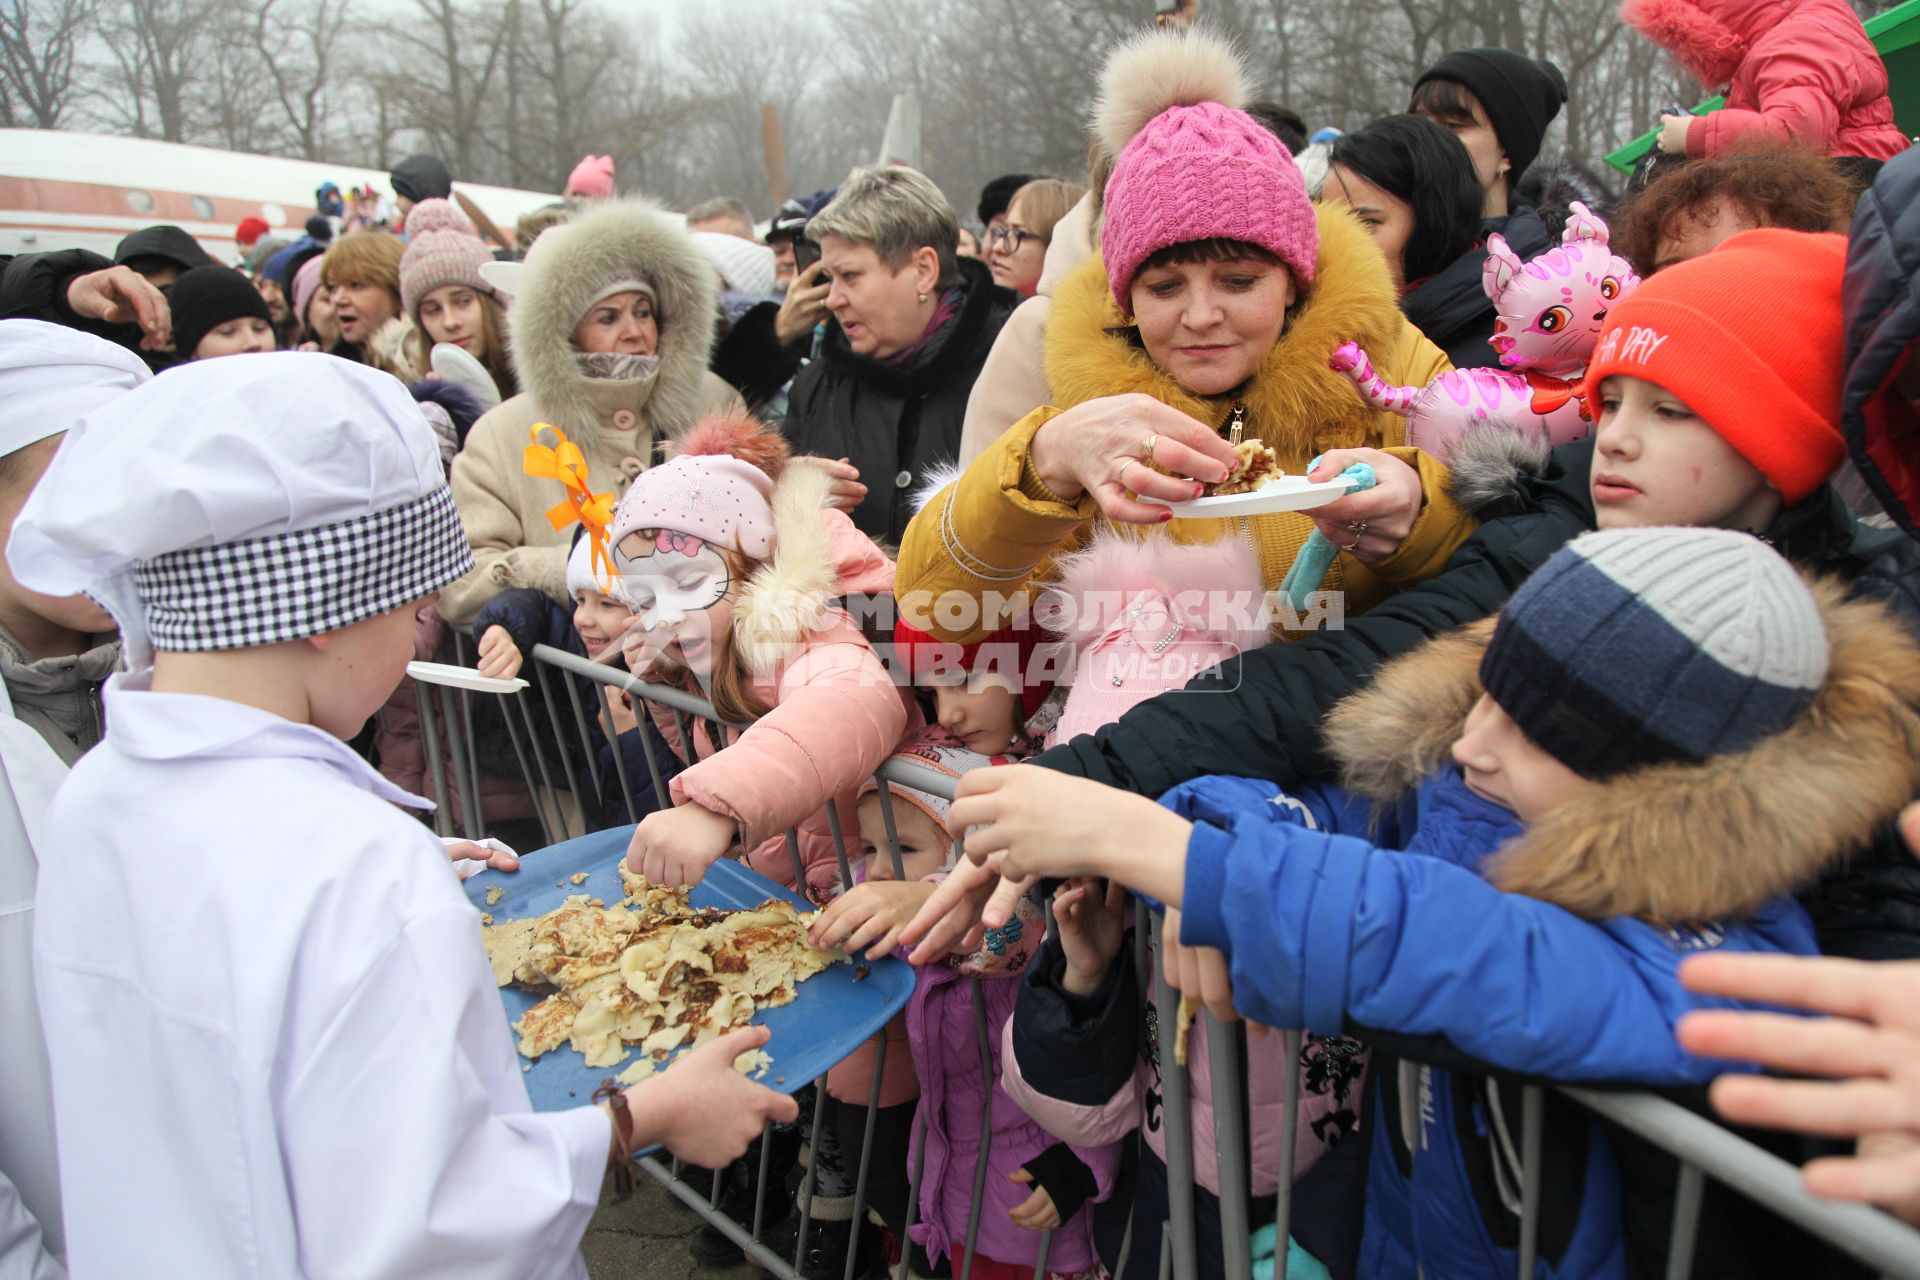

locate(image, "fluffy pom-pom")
[[669, 415, 790, 480], [1091, 24, 1250, 162]]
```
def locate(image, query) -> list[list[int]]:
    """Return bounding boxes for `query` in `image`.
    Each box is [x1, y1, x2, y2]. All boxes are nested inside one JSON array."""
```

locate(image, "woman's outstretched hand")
[[1026, 394, 1240, 525]]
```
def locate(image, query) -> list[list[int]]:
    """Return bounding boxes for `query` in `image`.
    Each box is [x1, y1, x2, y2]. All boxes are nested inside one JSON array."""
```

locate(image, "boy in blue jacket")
[[948, 526, 1920, 1279]]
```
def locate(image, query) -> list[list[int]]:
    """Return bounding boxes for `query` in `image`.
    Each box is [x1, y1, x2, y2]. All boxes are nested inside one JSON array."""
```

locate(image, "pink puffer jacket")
[[1624, 0, 1909, 160]]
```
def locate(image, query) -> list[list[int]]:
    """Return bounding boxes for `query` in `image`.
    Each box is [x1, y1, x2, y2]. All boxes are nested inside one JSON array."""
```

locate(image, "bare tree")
[[0, 0, 96, 128], [246, 0, 352, 160], [99, 0, 236, 142]]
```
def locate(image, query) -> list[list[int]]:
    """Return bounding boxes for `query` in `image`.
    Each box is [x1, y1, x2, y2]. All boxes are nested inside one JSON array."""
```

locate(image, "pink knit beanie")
[[292, 254, 328, 328], [400, 229, 500, 323], [566, 154, 616, 200], [402, 197, 474, 238], [1094, 27, 1318, 309], [608, 418, 785, 560]]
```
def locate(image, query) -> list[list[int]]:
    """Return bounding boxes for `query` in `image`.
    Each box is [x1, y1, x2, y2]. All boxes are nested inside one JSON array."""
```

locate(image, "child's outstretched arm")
[[668, 638, 908, 851], [1177, 811, 1814, 1086]]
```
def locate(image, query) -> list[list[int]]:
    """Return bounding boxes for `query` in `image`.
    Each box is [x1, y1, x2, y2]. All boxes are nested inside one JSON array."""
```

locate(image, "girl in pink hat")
[[608, 416, 921, 902]]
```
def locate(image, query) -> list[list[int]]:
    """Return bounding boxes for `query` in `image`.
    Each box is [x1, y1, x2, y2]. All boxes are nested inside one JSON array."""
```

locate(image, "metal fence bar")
[[1271, 1029, 1302, 1280], [958, 978, 996, 1280], [412, 681, 455, 838], [497, 691, 556, 847], [896, 1107, 931, 1280], [792, 1072, 829, 1274], [434, 683, 482, 840], [596, 691, 643, 826], [555, 662, 604, 799], [1204, 1016, 1253, 1280], [1150, 912, 1200, 1280], [509, 691, 567, 844], [1562, 1086, 1920, 1280], [447, 628, 489, 829], [533, 664, 590, 826], [1666, 1162, 1706, 1280], [638, 1155, 802, 1280], [844, 1031, 889, 1280], [1517, 1085, 1543, 1280]]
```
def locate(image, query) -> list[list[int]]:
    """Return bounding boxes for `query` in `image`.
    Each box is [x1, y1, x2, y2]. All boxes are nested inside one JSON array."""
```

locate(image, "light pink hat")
[[856, 727, 1007, 835], [292, 254, 328, 328], [402, 197, 475, 237], [566, 154, 616, 200], [400, 229, 500, 322], [609, 454, 775, 559], [1092, 26, 1317, 309]]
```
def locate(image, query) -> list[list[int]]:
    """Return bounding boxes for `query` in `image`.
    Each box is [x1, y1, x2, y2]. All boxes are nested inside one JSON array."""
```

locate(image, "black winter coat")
[[1842, 146, 1920, 539], [711, 301, 808, 414], [0, 248, 167, 369], [782, 257, 1015, 545], [1401, 207, 1553, 370]]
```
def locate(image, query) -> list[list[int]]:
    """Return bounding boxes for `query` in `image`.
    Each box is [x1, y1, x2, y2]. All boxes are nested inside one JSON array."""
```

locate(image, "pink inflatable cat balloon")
[[1330, 201, 1640, 461]]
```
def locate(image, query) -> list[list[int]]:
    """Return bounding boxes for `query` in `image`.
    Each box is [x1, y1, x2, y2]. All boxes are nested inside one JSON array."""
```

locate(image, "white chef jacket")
[[34, 672, 608, 1278], [0, 682, 69, 1280]]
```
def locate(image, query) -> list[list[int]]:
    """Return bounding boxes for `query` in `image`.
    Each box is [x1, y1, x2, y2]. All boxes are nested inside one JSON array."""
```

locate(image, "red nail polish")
[[1160, 509, 1173, 522]]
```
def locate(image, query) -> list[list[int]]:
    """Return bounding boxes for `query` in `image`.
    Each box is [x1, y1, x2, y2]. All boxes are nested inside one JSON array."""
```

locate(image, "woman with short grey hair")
[[782, 165, 1018, 544]]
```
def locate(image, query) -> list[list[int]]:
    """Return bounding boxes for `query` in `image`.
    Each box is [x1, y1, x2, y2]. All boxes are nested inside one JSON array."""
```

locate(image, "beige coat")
[[441, 199, 745, 622]]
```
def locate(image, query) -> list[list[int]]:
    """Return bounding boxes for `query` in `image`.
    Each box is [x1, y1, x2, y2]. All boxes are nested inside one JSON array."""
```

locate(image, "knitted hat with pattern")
[[608, 417, 783, 560], [1480, 526, 1828, 778], [402, 198, 475, 238], [856, 727, 1005, 836], [400, 230, 500, 324], [1582, 228, 1848, 505], [1094, 26, 1318, 308]]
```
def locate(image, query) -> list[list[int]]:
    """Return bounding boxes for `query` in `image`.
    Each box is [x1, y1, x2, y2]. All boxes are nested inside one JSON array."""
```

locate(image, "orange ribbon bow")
[[523, 422, 616, 590]]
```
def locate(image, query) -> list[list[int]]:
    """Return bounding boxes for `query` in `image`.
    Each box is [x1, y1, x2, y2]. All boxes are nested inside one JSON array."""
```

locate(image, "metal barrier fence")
[[412, 640, 1920, 1280]]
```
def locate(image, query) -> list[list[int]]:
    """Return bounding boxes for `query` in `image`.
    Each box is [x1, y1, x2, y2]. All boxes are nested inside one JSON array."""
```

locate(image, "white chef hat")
[[0, 320, 151, 460], [8, 352, 475, 670]]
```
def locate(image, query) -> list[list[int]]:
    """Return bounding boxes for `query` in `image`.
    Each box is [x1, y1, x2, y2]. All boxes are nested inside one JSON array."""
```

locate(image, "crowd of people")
[[0, 3, 1916, 1277]]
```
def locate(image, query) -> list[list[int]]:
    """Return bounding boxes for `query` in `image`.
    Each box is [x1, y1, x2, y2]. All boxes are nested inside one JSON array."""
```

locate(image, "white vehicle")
[[0, 129, 561, 263]]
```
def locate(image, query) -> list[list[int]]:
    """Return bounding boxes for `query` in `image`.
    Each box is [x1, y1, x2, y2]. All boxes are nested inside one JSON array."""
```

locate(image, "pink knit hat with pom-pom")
[[402, 197, 474, 238], [608, 417, 786, 559], [566, 155, 616, 200], [1094, 26, 1318, 309]]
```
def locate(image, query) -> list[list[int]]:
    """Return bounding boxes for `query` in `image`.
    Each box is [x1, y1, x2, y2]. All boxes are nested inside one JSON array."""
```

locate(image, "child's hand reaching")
[[901, 856, 1034, 965], [1008, 1145, 1097, 1231], [476, 625, 524, 680], [1054, 877, 1127, 996], [1007, 1168, 1062, 1231], [624, 802, 737, 886], [809, 880, 937, 958]]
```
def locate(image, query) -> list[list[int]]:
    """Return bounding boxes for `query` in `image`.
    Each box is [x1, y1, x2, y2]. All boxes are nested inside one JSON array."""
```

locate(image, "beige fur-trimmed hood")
[[507, 197, 718, 452], [731, 462, 896, 677], [1322, 580, 1920, 924]]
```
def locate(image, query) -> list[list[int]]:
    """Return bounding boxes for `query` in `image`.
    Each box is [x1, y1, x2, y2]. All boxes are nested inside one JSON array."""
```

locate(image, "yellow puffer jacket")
[[895, 204, 1472, 642]]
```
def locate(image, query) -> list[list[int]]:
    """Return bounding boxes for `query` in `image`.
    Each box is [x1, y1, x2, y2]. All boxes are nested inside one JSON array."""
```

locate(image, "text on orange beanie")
[[1581, 228, 1847, 505]]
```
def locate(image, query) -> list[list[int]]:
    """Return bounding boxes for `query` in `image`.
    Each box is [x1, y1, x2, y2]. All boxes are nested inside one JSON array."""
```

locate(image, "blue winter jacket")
[[1170, 768, 1822, 1280]]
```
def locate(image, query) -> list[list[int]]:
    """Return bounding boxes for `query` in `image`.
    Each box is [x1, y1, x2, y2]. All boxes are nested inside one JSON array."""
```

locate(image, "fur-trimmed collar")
[[730, 463, 894, 676], [1044, 203, 1408, 463], [1323, 581, 1920, 924], [508, 198, 717, 453]]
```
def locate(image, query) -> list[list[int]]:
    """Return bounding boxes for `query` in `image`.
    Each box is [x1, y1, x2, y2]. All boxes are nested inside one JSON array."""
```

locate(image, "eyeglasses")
[[987, 225, 1040, 253]]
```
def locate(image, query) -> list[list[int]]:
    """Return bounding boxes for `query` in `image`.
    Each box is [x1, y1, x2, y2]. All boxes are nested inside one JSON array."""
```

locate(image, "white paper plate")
[[1163, 474, 1357, 518], [406, 661, 529, 694]]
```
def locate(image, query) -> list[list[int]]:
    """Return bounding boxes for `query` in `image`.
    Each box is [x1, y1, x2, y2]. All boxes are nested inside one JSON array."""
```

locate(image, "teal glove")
[[1249, 1222, 1334, 1280], [1277, 459, 1376, 613]]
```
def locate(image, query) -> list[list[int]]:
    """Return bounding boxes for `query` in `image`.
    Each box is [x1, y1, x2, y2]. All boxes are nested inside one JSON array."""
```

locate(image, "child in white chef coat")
[[8, 352, 798, 1279]]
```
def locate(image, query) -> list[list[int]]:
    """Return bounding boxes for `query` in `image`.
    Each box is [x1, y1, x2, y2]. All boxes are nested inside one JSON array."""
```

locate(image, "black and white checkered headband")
[[133, 486, 475, 652]]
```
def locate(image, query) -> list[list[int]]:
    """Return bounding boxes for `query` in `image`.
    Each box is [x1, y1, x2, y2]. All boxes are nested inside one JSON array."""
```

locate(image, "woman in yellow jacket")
[[896, 27, 1471, 643]]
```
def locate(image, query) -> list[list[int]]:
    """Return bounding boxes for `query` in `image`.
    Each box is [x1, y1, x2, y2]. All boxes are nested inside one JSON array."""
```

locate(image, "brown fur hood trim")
[[508, 198, 717, 451], [1044, 203, 1405, 463], [1322, 579, 1920, 923]]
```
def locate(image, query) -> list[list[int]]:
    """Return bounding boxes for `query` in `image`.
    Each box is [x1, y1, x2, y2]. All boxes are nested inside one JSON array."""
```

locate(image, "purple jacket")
[[906, 901, 1118, 1274]]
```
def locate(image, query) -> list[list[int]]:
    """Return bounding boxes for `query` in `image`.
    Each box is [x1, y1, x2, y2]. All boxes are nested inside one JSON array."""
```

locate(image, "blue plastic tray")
[[464, 826, 913, 1111]]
